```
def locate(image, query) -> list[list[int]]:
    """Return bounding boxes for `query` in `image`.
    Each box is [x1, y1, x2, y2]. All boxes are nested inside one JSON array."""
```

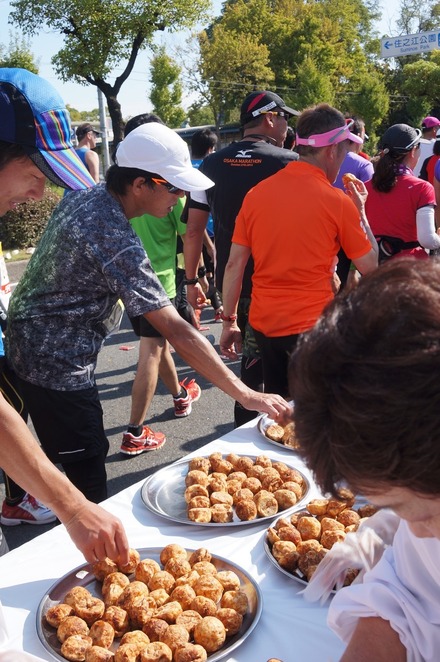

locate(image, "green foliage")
[[66, 105, 101, 122], [149, 47, 186, 128], [0, 187, 61, 249], [9, 0, 211, 142], [187, 103, 216, 127], [0, 32, 39, 72]]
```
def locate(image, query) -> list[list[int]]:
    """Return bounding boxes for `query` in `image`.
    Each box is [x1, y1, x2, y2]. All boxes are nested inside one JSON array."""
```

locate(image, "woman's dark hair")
[[289, 258, 440, 498], [105, 166, 157, 196], [371, 149, 408, 193], [0, 141, 27, 171]]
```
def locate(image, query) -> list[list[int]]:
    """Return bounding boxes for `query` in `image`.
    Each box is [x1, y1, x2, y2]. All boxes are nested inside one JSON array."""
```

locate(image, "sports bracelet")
[[220, 312, 238, 322], [197, 266, 207, 278], [183, 277, 199, 285]]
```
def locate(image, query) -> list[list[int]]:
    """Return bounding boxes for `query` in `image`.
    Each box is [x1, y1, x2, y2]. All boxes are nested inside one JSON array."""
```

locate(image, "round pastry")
[[298, 549, 327, 576], [117, 581, 150, 611], [320, 529, 346, 549], [357, 504, 378, 518], [149, 589, 170, 607], [170, 585, 196, 611], [209, 457, 233, 475], [174, 570, 200, 589], [128, 604, 155, 630], [215, 607, 243, 636], [188, 549, 211, 566], [271, 462, 292, 481], [224, 453, 240, 467], [191, 561, 217, 576], [342, 172, 357, 188], [164, 557, 192, 579], [185, 470, 210, 488], [234, 456, 254, 475], [232, 488, 254, 505], [297, 516, 321, 541], [207, 474, 228, 493], [173, 643, 207, 662], [235, 498, 257, 521], [175, 610, 203, 637], [209, 491, 233, 506], [254, 491, 278, 518], [282, 482, 303, 500], [114, 643, 142, 662], [320, 517, 345, 533], [103, 584, 125, 608], [160, 623, 190, 652], [188, 496, 210, 509], [184, 484, 209, 504], [187, 507, 212, 523], [64, 587, 93, 610], [101, 606, 130, 638], [193, 575, 224, 603], [282, 422, 299, 448], [57, 616, 90, 644], [260, 467, 283, 492], [142, 618, 169, 642], [190, 595, 217, 617], [306, 499, 329, 516], [271, 541, 299, 572], [247, 464, 265, 479], [159, 544, 187, 566], [325, 498, 348, 518], [241, 477, 262, 494], [188, 457, 211, 474], [135, 559, 161, 585], [296, 539, 322, 555], [139, 641, 172, 662], [45, 603, 75, 628], [273, 489, 297, 510], [89, 620, 115, 649], [60, 634, 93, 661], [215, 570, 241, 592], [277, 525, 301, 545], [225, 480, 243, 496], [85, 645, 115, 661], [120, 630, 150, 647], [255, 455, 272, 468], [219, 589, 248, 616], [337, 509, 361, 527], [102, 573, 130, 597], [118, 549, 141, 575], [265, 424, 284, 442], [210, 503, 233, 523], [92, 558, 118, 582], [148, 570, 175, 593], [227, 471, 247, 484], [193, 616, 226, 653], [154, 600, 183, 624]]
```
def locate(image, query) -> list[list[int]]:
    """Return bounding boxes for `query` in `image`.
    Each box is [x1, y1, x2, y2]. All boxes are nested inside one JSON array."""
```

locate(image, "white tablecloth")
[[0, 420, 345, 661]]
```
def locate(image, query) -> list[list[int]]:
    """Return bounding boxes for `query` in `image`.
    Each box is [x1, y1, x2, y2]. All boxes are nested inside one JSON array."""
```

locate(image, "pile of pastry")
[[264, 421, 299, 449], [266, 490, 377, 584], [44, 545, 250, 661], [184, 452, 307, 523]]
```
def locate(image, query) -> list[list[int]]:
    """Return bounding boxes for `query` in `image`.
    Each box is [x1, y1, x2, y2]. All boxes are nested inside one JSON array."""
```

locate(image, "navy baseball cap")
[[240, 91, 299, 125], [0, 68, 95, 189]]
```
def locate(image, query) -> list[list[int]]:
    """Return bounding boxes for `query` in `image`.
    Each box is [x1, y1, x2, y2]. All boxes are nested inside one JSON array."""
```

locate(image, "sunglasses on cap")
[[151, 177, 183, 194], [260, 110, 289, 119]]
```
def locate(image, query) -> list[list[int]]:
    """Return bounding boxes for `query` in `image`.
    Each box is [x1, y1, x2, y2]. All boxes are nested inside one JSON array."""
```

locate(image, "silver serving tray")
[[264, 495, 373, 589], [257, 414, 300, 452], [140, 455, 310, 527], [37, 547, 263, 662]]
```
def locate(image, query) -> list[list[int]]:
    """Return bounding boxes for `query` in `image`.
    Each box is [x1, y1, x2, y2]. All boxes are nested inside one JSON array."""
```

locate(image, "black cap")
[[380, 124, 422, 152], [240, 91, 299, 125], [76, 123, 100, 140]]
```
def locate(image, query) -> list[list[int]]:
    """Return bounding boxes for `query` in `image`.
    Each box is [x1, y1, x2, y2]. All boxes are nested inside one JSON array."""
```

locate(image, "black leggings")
[[254, 330, 300, 399]]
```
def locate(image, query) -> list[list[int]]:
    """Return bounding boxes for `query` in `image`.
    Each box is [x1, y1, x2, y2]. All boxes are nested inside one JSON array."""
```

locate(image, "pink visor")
[[296, 122, 363, 147]]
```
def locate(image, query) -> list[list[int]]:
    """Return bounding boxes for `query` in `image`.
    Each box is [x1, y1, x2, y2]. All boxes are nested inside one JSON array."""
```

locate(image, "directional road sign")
[[381, 30, 440, 58]]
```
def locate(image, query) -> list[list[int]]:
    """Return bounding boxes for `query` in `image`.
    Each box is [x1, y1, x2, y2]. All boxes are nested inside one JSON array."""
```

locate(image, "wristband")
[[220, 312, 238, 322], [197, 266, 207, 278], [184, 277, 199, 285]]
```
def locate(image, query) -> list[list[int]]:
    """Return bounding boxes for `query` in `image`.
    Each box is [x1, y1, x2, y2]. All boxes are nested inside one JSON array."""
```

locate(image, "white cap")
[[115, 123, 214, 192]]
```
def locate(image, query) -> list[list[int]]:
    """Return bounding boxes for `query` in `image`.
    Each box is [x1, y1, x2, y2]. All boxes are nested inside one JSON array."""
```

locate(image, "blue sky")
[[0, 0, 401, 119]]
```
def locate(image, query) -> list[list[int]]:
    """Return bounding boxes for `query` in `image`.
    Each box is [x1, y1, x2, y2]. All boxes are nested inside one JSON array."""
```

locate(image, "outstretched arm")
[[0, 394, 129, 564]]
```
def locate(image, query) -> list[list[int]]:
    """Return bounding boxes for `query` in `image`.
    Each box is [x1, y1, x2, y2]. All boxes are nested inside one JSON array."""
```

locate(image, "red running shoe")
[[1, 494, 57, 526], [120, 426, 166, 455], [173, 378, 201, 417]]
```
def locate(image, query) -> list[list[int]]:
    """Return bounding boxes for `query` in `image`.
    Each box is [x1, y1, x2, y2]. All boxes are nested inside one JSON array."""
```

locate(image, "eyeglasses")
[[151, 177, 183, 194]]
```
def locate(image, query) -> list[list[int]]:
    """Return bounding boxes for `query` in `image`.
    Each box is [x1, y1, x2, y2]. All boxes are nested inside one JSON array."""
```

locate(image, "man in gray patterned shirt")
[[7, 121, 291, 504]]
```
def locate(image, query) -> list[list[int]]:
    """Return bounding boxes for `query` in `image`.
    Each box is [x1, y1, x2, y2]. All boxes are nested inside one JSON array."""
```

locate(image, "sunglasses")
[[151, 178, 183, 194], [328, 118, 355, 144], [261, 110, 289, 119]]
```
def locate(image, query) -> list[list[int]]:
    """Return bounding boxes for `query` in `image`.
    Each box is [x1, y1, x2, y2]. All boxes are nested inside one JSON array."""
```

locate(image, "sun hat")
[[76, 123, 100, 140], [0, 68, 96, 190], [114, 123, 214, 192], [422, 116, 440, 129], [380, 124, 422, 152], [240, 91, 299, 125]]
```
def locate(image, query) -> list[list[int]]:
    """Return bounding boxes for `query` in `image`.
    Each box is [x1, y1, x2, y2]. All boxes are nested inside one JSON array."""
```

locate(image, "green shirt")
[[129, 197, 186, 298]]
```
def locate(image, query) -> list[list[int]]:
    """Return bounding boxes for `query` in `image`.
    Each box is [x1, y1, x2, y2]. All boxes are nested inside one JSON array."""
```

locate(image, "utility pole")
[[98, 88, 111, 174]]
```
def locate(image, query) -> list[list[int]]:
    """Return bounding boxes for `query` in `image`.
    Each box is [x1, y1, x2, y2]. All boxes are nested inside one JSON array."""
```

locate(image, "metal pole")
[[98, 88, 111, 174]]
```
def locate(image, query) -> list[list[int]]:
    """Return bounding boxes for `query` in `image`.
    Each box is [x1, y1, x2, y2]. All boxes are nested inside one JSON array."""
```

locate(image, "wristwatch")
[[197, 266, 207, 278], [220, 312, 238, 322]]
